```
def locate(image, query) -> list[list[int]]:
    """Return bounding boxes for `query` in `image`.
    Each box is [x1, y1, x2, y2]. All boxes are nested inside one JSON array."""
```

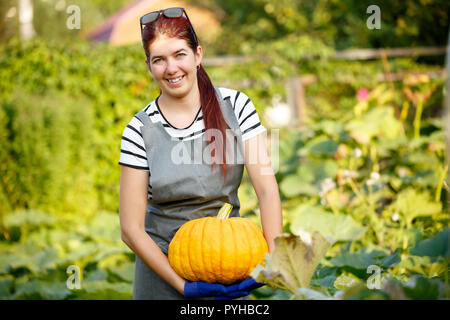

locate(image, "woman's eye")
[[152, 58, 161, 64], [176, 53, 186, 57]]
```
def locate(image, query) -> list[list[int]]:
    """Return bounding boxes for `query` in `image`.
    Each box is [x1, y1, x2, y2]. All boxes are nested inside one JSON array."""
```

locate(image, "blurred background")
[[0, 0, 449, 299]]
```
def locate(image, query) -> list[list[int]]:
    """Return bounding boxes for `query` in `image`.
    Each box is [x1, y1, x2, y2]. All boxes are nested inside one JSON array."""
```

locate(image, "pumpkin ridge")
[[175, 222, 187, 279], [205, 217, 217, 283], [248, 220, 266, 269], [241, 219, 254, 277], [199, 217, 210, 282], [191, 219, 205, 281], [219, 218, 223, 282], [229, 219, 237, 282], [171, 227, 182, 278], [184, 221, 197, 280]]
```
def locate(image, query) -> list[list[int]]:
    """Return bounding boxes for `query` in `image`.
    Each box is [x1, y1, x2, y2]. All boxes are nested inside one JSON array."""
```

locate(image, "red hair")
[[142, 15, 230, 181]]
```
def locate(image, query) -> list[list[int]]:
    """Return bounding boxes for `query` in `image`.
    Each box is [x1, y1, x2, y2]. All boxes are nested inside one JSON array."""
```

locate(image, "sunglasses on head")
[[140, 7, 199, 46]]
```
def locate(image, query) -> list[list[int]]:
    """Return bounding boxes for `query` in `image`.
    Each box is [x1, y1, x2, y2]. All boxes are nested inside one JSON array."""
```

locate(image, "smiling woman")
[[118, 7, 283, 301]]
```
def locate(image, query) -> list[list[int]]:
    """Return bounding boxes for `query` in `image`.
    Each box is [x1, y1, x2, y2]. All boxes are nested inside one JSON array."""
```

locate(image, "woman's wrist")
[[177, 279, 186, 296]]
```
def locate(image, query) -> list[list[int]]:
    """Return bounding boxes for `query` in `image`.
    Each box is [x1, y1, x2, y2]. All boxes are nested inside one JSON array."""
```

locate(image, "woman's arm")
[[243, 132, 283, 253], [119, 165, 186, 295]]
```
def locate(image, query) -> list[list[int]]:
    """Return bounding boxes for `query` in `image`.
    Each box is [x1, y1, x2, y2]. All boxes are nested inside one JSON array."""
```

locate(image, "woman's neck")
[[158, 86, 201, 114]]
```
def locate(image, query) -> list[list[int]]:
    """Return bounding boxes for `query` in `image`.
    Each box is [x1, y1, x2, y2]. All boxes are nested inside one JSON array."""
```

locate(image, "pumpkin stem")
[[217, 203, 233, 220]]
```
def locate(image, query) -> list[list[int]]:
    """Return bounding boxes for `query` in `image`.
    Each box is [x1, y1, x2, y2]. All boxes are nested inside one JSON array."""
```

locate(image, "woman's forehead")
[[149, 35, 190, 57]]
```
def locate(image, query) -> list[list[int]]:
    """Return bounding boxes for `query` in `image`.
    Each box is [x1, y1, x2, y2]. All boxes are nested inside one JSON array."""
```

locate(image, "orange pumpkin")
[[168, 203, 268, 284]]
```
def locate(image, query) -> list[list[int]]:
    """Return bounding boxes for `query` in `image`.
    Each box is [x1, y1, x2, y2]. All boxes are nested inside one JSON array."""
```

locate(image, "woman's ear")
[[145, 58, 152, 72], [195, 45, 203, 67]]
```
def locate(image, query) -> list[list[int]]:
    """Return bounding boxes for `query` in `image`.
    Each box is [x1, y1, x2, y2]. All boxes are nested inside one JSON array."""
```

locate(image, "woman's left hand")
[[215, 277, 266, 300]]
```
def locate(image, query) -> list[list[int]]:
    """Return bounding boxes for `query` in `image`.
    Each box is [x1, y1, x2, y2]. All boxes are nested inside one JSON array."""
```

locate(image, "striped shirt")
[[118, 87, 266, 199]]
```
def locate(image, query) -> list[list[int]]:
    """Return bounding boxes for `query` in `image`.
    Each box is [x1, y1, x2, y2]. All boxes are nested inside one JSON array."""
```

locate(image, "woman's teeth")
[[168, 76, 183, 83]]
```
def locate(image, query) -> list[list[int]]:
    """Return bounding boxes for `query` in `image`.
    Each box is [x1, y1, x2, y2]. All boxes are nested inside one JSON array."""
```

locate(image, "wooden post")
[[286, 76, 306, 130]]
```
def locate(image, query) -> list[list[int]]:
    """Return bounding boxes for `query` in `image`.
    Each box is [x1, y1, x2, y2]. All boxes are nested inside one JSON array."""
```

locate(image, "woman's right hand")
[[183, 280, 228, 298], [183, 278, 265, 299]]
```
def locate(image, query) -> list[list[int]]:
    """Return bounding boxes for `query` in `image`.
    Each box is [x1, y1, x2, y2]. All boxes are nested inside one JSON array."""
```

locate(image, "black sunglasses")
[[139, 7, 199, 46]]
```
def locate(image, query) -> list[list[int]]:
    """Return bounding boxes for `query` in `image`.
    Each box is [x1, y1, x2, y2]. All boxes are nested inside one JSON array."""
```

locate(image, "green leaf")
[[0, 276, 14, 299], [402, 275, 439, 300], [296, 288, 333, 300], [410, 228, 449, 258], [3, 210, 55, 229], [290, 204, 365, 242], [333, 274, 361, 290], [389, 189, 441, 225], [250, 232, 331, 294], [280, 175, 318, 197], [12, 279, 72, 300], [296, 158, 339, 185], [346, 106, 401, 144], [72, 281, 132, 300], [107, 263, 135, 283], [329, 249, 401, 279], [300, 135, 338, 157]]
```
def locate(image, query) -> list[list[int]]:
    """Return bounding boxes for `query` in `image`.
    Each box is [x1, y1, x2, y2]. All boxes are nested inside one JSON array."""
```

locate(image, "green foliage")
[[0, 1, 448, 299], [0, 38, 160, 217], [0, 209, 134, 300]]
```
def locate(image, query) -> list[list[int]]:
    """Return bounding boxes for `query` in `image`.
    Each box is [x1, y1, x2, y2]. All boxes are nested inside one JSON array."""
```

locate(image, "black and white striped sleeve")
[[118, 116, 149, 171], [230, 90, 267, 141]]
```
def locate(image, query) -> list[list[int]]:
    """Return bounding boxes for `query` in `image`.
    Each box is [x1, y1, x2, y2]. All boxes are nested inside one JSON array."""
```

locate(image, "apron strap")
[[135, 110, 152, 127]]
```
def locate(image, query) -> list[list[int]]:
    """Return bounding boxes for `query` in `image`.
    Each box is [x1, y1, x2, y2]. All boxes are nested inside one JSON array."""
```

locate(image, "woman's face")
[[147, 35, 202, 100]]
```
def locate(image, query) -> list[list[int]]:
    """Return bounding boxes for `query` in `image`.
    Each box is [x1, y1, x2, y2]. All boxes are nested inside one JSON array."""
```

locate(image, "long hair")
[[142, 15, 230, 181]]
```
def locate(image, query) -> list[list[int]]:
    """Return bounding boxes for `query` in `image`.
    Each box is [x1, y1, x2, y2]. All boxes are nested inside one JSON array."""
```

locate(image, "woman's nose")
[[165, 58, 178, 74]]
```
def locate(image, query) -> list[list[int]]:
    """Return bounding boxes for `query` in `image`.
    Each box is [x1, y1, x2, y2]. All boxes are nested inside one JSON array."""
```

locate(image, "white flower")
[[353, 148, 362, 158], [342, 170, 359, 179], [366, 172, 380, 186], [392, 212, 400, 222], [370, 172, 380, 180], [264, 95, 292, 128], [320, 178, 336, 194]]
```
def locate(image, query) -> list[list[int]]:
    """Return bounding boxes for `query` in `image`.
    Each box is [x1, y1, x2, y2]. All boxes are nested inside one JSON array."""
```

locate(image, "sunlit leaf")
[[389, 189, 442, 225], [251, 232, 331, 294], [290, 204, 365, 242]]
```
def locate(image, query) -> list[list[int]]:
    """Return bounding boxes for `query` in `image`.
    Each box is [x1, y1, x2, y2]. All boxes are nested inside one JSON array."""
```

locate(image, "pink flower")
[[357, 88, 369, 101]]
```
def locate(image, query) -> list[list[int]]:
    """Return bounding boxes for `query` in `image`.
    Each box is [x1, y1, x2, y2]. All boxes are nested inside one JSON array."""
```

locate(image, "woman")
[[118, 7, 282, 300]]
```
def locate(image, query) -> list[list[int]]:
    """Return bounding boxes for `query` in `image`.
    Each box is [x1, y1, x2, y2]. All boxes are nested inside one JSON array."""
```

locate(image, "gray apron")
[[132, 87, 245, 300]]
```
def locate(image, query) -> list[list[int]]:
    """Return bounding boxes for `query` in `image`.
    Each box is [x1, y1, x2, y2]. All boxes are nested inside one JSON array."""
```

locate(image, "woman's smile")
[[166, 75, 185, 86]]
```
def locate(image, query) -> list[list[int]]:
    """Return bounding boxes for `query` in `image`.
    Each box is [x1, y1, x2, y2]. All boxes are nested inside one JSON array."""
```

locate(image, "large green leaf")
[[11, 279, 72, 300], [289, 204, 365, 242], [279, 175, 318, 197], [296, 158, 339, 185], [72, 281, 132, 300], [346, 106, 401, 144], [107, 263, 135, 283], [300, 135, 338, 157], [410, 228, 449, 258], [251, 232, 331, 295], [3, 210, 56, 229], [0, 276, 14, 299], [388, 189, 442, 225], [329, 249, 401, 279], [1, 242, 60, 275], [401, 275, 440, 300]]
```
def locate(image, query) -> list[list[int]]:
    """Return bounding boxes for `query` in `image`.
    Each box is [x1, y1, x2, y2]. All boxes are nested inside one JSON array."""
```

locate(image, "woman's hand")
[[184, 278, 265, 299], [183, 281, 227, 298]]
